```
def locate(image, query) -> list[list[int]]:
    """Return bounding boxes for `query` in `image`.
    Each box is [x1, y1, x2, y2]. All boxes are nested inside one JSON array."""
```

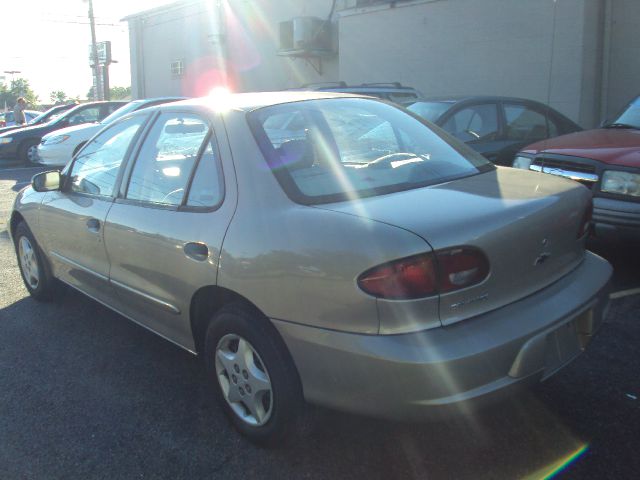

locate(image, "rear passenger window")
[[504, 104, 548, 141], [442, 104, 499, 142], [186, 141, 224, 208], [126, 114, 209, 206]]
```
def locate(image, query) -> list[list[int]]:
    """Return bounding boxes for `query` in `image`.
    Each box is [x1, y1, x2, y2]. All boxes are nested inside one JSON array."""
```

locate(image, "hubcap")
[[27, 145, 39, 162], [215, 334, 273, 426], [18, 236, 40, 290]]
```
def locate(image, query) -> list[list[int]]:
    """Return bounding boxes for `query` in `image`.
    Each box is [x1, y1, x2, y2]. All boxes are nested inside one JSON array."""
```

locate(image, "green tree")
[[109, 86, 131, 100], [0, 78, 39, 109], [0, 83, 9, 110], [50, 90, 68, 104], [86, 86, 131, 101]]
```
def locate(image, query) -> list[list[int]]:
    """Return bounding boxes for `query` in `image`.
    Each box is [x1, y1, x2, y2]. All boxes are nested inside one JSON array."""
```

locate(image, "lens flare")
[[522, 443, 589, 480], [209, 87, 231, 97]]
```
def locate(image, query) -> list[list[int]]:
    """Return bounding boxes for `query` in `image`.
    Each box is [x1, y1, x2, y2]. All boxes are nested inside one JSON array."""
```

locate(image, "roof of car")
[[404, 95, 552, 105], [163, 91, 369, 112]]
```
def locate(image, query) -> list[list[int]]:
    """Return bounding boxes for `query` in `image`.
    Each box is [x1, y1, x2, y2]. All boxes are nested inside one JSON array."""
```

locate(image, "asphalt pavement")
[[1, 164, 639, 480]]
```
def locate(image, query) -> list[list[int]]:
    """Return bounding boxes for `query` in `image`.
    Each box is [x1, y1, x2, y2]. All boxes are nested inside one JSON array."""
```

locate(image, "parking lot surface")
[[1, 164, 639, 479]]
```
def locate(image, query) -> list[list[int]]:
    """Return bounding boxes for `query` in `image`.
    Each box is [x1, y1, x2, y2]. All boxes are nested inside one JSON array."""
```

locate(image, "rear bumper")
[[593, 197, 640, 242], [273, 251, 612, 420]]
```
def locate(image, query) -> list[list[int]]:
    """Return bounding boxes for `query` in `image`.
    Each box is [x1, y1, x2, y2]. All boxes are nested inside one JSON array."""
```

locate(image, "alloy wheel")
[[215, 334, 274, 426], [27, 145, 39, 163], [18, 236, 40, 290]]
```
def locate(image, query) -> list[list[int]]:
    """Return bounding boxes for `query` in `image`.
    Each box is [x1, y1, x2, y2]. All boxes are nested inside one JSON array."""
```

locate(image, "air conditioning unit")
[[279, 16, 333, 54]]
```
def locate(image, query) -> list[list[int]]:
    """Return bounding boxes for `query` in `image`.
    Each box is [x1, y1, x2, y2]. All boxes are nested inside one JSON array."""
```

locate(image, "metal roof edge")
[[121, 0, 200, 22]]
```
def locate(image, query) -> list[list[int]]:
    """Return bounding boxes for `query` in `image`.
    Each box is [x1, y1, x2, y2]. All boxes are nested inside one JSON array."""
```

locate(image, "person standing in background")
[[13, 97, 27, 125]]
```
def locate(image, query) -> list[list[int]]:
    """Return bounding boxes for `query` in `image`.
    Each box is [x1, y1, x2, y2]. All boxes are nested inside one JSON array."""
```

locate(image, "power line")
[[33, 19, 125, 27]]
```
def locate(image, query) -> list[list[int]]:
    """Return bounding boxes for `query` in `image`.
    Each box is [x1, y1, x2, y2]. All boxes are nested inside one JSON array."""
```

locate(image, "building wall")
[[602, 0, 640, 120], [127, 0, 640, 127], [129, 1, 225, 98], [128, 0, 338, 98], [227, 0, 339, 92], [338, 0, 603, 126]]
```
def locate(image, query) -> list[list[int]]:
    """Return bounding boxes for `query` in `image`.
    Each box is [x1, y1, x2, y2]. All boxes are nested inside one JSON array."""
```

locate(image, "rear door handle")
[[86, 218, 101, 232], [184, 242, 209, 261]]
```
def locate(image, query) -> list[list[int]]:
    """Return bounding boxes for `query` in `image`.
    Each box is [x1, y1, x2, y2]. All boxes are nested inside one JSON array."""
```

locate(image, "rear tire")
[[204, 303, 307, 446], [14, 222, 57, 301], [19, 139, 40, 165]]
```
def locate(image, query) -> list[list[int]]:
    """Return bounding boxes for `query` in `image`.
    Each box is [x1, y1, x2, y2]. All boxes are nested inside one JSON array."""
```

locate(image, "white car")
[[37, 97, 185, 167]]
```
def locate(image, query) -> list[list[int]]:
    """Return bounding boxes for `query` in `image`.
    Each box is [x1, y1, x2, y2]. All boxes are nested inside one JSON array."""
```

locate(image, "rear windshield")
[[248, 98, 492, 204]]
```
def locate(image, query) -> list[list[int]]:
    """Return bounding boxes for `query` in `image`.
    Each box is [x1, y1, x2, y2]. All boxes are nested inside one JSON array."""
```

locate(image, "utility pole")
[[3, 70, 21, 83], [86, 0, 102, 100]]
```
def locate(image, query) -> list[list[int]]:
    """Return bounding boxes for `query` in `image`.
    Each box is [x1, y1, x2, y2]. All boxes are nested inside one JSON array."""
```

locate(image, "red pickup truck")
[[512, 96, 640, 242]]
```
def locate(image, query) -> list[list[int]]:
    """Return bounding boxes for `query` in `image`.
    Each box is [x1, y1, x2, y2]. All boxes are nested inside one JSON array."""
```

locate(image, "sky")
[[1, 0, 176, 102]]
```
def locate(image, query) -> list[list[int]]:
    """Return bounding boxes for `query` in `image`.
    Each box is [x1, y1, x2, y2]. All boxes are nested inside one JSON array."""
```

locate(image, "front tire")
[[204, 304, 306, 445], [14, 222, 57, 301]]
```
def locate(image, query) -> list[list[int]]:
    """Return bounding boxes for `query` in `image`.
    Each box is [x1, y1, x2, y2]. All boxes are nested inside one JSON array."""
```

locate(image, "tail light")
[[577, 200, 593, 238], [358, 247, 489, 300]]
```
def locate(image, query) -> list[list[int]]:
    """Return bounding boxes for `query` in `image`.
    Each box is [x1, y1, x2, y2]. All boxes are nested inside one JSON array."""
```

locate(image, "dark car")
[[297, 82, 422, 103], [404, 96, 582, 166], [0, 101, 126, 164], [0, 103, 77, 135], [513, 94, 640, 243]]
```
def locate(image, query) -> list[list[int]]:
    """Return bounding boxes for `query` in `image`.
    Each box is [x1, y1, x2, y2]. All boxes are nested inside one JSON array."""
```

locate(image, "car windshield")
[[610, 96, 640, 129], [250, 98, 492, 204], [406, 101, 452, 122], [28, 112, 47, 124], [99, 101, 140, 125], [29, 106, 67, 125]]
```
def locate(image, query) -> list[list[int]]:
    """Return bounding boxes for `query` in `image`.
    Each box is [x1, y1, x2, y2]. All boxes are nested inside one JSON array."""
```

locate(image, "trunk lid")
[[319, 167, 590, 325]]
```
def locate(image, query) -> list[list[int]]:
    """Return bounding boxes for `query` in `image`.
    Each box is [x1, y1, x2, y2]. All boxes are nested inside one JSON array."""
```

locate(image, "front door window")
[[69, 116, 146, 197]]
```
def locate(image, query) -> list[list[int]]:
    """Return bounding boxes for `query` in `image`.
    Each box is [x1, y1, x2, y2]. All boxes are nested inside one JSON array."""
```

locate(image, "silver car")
[[10, 92, 612, 444]]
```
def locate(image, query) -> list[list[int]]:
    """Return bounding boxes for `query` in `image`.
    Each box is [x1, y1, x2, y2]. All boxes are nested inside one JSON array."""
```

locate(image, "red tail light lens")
[[358, 248, 489, 300], [357, 254, 438, 300], [577, 200, 593, 238]]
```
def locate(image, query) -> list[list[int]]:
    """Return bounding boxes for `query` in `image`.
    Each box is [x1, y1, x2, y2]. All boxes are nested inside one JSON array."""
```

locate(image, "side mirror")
[[32, 170, 62, 192]]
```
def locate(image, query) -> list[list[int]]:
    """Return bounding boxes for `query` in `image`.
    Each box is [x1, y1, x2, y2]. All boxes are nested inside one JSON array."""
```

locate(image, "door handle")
[[86, 218, 101, 232], [184, 242, 209, 261]]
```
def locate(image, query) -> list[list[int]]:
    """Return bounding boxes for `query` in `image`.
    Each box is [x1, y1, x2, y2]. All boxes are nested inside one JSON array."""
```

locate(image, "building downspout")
[[600, 0, 612, 122], [136, 18, 147, 98]]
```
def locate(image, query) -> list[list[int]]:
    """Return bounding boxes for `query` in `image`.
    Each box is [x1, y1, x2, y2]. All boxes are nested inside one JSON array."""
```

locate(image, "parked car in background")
[[297, 81, 422, 102], [0, 103, 77, 135], [38, 97, 186, 167], [404, 96, 582, 166], [513, 94, 640, 243], [0, 101, 126, 164], [0, 109, 40, 128], [10, 93, 611, 444]]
